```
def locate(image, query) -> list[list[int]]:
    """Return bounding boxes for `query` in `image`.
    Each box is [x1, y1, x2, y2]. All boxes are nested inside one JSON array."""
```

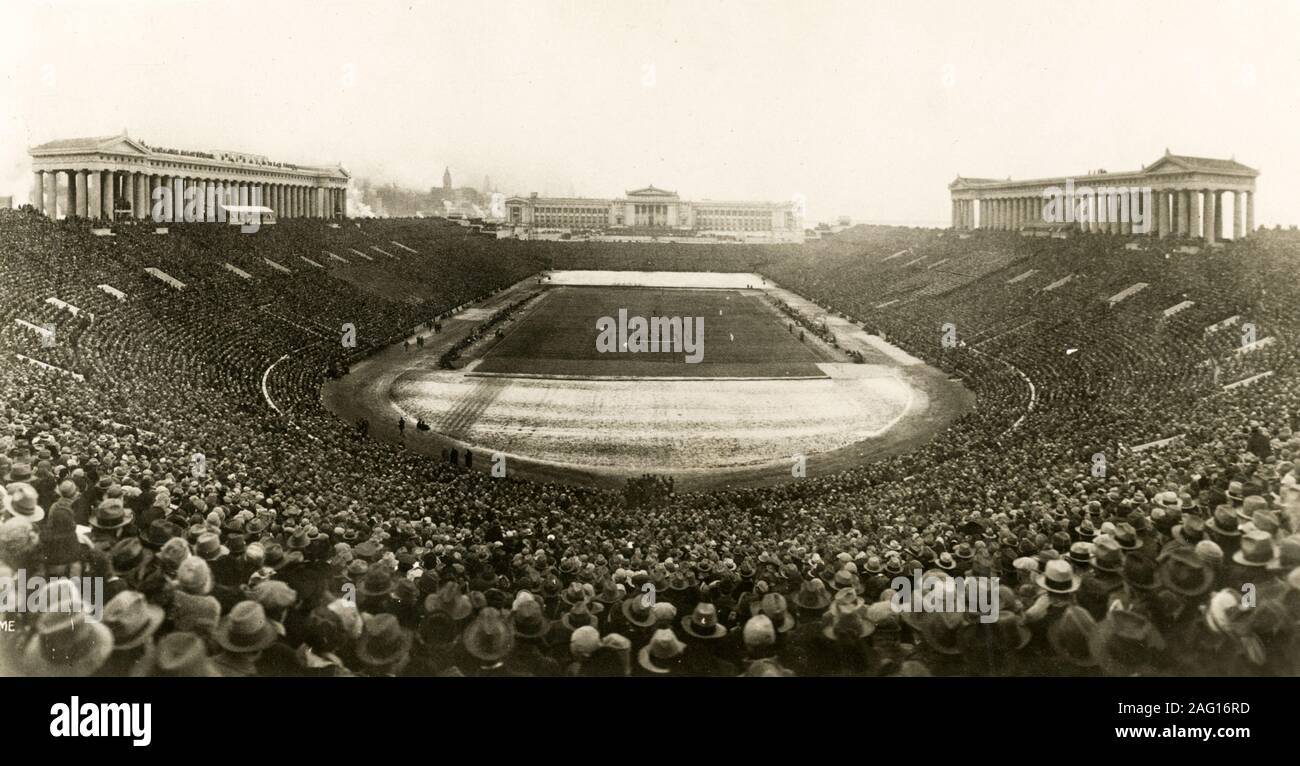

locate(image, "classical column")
[[201, 181, 213, 222], [84, 171, 99, 220], [1233, 191, 1244, 239], [1171, 190, 1183, 237], [133, 173, 145, 219], [1204, 189, 1217, 243], [1118, 191, 1131, 235], [1244, 191, 1254, 238], [1187, 190, 1202, 239], [33, 171, 46, 215], [46, 171, 60, 219], [101, 170, 114, 220], [75, 170, 89, 218], [120, 172, 133, 220], [173, 175, 184, 222]]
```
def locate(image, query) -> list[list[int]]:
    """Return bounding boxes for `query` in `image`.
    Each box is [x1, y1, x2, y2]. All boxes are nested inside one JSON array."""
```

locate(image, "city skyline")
[[3, 0, 1299, 226]]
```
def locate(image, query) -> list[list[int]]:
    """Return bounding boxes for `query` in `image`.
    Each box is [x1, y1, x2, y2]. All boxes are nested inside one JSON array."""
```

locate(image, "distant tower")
[[442, 167, 452, 192]]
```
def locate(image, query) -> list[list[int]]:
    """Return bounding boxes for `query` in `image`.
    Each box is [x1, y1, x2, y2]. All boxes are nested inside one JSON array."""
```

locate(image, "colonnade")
[[951, 188, 1254, 241], [31, 168, 346, 222]]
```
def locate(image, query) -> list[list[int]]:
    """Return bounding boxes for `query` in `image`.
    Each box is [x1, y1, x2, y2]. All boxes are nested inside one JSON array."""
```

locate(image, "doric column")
[[46, 170, 60, 219], [1187, 190, 1202, 239], [1233, 191, 1244, 239], [64, 171, 76, 218], [173, 177, 186, 222], [85, 171, 100, 220], [1118, 190, 1131, 235], [1154, 190, 1167, 238], [1244, 191, 1254, 238], [100, 170, 114, 220], [75, 170, 89, 218], [133, 173, 145, 219], [202, 181, 214, 222], [1204, 189, 1217, 243], [1171, 190, 1183, 237], [121, 172, 134, 220], [33, 171, 46, 215]]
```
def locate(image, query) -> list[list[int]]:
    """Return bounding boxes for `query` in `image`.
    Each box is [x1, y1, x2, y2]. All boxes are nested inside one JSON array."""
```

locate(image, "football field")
[[474, 286, 840, 378], [324, 273, 973, 488]]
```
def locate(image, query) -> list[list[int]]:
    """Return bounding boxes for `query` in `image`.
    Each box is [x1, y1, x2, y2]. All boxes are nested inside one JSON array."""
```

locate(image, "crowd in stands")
[[1, 208, 1298, 676]]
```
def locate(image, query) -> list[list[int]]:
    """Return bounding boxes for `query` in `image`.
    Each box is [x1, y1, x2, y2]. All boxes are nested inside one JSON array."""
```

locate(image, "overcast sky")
[[3, 0, 1298, 225]]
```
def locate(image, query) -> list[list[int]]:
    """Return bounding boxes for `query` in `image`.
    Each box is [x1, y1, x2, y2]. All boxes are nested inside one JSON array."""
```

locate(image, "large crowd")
[[1, 208, 1297, 676]]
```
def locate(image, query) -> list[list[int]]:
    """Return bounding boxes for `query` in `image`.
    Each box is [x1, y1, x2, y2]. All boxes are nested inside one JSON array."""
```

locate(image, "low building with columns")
[[505, 185, 803, 241], [29, 134, 349, 222], [949, 151, 1257, 241]]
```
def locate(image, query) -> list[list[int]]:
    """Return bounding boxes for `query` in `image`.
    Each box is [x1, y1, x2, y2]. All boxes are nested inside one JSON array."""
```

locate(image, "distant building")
[[505, 184, 803, 241]]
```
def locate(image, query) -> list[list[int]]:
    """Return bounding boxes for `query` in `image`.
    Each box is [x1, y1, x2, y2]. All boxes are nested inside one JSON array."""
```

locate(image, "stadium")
[[3, 205, 1298, 680]]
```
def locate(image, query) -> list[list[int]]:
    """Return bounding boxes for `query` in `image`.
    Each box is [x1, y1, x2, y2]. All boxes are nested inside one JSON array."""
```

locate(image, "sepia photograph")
[[1, 0, 1297, 746]]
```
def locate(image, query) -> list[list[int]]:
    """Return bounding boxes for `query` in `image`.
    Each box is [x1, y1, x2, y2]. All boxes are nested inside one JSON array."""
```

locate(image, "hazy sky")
[[3, 0, 1299, 225]]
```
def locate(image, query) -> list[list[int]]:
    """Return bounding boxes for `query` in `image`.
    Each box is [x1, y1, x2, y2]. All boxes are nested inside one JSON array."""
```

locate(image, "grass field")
[[475, 285, 834, 377]]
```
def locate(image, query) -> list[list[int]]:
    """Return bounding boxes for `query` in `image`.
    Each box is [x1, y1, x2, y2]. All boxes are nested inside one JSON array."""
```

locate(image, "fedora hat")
[[131, 631, 219, 677], [1172, 514, 1206, 545], [681, 602, 727, 639], [824, 606, 876, 642], [102, 591, 166, 650], [176, 556, 213, 595], [1159, 547, 1214, 597], [1067, 542, 1094, 566], [1237, 494, 1270, 521], [621, 593, 657, 628], [1152, 491, 1182, 511], [1034, 559, 1080, 594], [358, 566, 395, 598], [637, 628, 686, 674], [1207, 505, 1241, 537], [213, 601, 280, 654], [1090, 537, 1124, 573], [560, 601, 600, 632], [463, 607, 515, 662], [90, 501, 133, 530], [22, 581, 113, 676], [758, 592, 796, 633], [1267, 534, 1300, 573], [140, 519, 178, 550], [1112, 523, 1140, 551], [1091, 609, 1165, 676], [1231, 530, 1276, 567], [1122, 554, 1159, 591], [1047, 606, 1099, 667], [109, 537, 147, 574], [511, 599, 551, 638], [7, 482, 44, 523], [594, 579, 624, 606], [793, 579, 831, 611], [193, 532, 228, 561], [355, 613, 413, 667]]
